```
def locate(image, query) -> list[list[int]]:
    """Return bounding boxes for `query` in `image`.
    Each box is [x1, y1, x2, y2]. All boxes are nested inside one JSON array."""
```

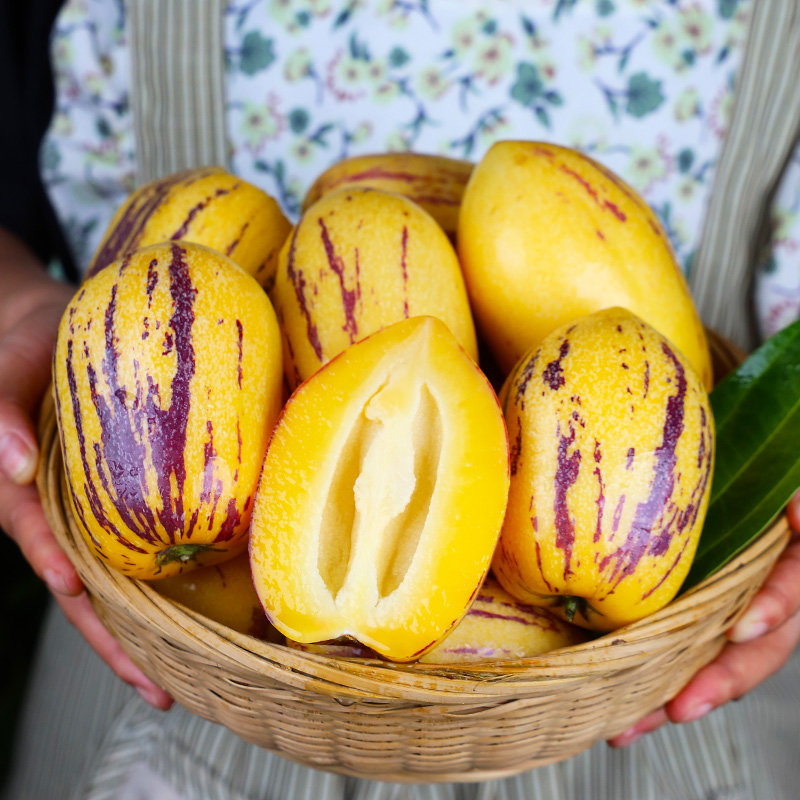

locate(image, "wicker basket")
[[37, 330, 791, 783]]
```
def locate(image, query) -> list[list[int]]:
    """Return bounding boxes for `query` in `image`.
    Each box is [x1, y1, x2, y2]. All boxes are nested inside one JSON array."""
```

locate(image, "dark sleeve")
[[0, 0, 76, 279]]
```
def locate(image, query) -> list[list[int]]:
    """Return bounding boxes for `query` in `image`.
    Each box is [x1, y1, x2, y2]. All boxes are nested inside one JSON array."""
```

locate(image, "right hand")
[[0, 229, 172, 710]]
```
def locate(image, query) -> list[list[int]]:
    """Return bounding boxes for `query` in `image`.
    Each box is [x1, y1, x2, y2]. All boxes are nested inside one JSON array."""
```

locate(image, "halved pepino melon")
[[250, 317, 509, 662]]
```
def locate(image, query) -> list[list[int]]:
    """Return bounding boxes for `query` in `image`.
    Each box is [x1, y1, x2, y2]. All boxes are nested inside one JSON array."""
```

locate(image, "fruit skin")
[[417, 577, 587, 663], [457, 141, 713, 390], [302, 153, 473, 238], [154, 552, 281, 641], [54, 242, 283, 580], [272, 187, 478, 388], [493, 308, 714, 632], [86, 167, 292, 291], [250, 317, 509, 662], [284, 578, 586, 663]]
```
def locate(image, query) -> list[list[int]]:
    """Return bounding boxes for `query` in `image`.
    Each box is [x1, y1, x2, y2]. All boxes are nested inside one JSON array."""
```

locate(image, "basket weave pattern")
[[37, 331, 791, 782]]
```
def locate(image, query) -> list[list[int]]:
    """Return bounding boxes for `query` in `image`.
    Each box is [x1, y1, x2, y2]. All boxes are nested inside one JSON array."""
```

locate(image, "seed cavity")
[[376, 385, 441, 598], [316, 377, 443, 604]]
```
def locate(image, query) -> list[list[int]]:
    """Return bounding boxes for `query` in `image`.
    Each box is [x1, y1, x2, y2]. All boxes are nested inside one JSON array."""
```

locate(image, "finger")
[[788, 489, 800, 533], [56, 590, 174, 710], [607, 707, 668, 748], [728, 527, 800, 642], [0, 299, 71, 484], [667, 610, 800, 724], [0, 480, 83, 595]]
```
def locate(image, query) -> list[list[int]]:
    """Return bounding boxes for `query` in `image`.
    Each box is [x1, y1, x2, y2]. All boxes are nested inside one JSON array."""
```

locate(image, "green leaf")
[[240, 31, 275, 76], [626, 72, 664, 118], [683, 319, 800, 587], [678, 148, 694, 174]]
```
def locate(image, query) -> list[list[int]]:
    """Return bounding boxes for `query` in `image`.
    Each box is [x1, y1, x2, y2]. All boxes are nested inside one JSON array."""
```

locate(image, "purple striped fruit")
[[86, 167, 292, 291], [417, 577, 587, 663], [493, 308, 714, 632], [302, 153, 474, 238], [272, 188, 478, 388], [54, 242, 283, 580]]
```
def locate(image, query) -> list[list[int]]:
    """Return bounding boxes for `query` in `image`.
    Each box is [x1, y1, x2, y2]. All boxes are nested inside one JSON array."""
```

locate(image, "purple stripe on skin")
[[226, 220, 250, 257], [400, 226, 409, 317], [558, 165, 627, 221], [87, 245, 199, 550], [170, 187, 232, 241], [286, 226, 323, 361], [641, 535, 691, 601], [318, 217, 359, 342], [554, 424, 581, 578], [543, 340, 569, 391], [601, 342, 686, 588], [89, 171, 210, 277], [533, 529, 554, 591], [611, 494, 626, 539], [146, 259, 158, 306], [514, 353, 539, 409], [510, 424, 522, 476], [593, 440, 605, 543], [626, 447, 635, 470], [235, 320, 244, 391], [65, 339, 148, 552]]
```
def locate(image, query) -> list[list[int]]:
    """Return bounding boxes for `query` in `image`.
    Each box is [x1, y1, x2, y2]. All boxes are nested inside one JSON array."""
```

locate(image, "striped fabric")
[[689, 1, 800, 351], [128, 0, 228, 184]]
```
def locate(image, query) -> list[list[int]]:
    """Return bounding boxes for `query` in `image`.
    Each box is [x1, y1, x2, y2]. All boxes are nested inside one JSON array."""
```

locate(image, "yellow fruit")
[[302, 153, 473, 238], [54, 242, 284, 579], [284, 578, 586, 663], [249, 317, 509, 661], [494, 308, 714, 632], [417, 577, 587, 663], [272, 188, 478, 387], [458, 141, 712, 389], [87, 167, 292, 290], [154, 552, 280, 641]]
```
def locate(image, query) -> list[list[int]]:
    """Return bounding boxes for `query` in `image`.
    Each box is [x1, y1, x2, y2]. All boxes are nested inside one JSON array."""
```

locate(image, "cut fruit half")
[[250, 317, 510, 661]]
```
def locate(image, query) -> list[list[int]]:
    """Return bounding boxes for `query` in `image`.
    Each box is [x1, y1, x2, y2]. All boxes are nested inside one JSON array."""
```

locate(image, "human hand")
[[0, 230, 172, 710], [608, 489, 800, 747]]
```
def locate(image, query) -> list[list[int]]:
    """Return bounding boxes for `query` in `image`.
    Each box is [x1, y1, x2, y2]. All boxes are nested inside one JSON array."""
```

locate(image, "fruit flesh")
[[250, 317, 509, 661]]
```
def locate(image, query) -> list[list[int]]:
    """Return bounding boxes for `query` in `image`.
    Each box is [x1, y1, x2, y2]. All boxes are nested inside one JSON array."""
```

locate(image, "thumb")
[[0, 303, 67, 484]]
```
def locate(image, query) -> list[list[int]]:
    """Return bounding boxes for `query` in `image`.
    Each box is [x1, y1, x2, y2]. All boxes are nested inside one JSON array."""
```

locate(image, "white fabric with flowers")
[[40, 0, 800, 339]]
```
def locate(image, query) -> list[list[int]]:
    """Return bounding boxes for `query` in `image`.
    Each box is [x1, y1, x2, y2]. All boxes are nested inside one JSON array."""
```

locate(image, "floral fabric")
[[41, 0, 799, 338]]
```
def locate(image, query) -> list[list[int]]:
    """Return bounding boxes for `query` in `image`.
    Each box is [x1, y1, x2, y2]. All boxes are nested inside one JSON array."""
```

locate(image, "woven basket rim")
[[36, 327, 791, 705]]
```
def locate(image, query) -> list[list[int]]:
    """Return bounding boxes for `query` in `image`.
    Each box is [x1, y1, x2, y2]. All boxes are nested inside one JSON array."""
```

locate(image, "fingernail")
[[43, 568, 69, 595], [136, 685, 165, 708], [0, 432, 36, 484], [730, 612, 769, 643], [681, 702, 713, 723], [612, 727, 642, 747]]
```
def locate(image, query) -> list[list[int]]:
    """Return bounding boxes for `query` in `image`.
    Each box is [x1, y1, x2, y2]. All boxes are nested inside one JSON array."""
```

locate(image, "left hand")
[[608, 489, 800, 748]]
